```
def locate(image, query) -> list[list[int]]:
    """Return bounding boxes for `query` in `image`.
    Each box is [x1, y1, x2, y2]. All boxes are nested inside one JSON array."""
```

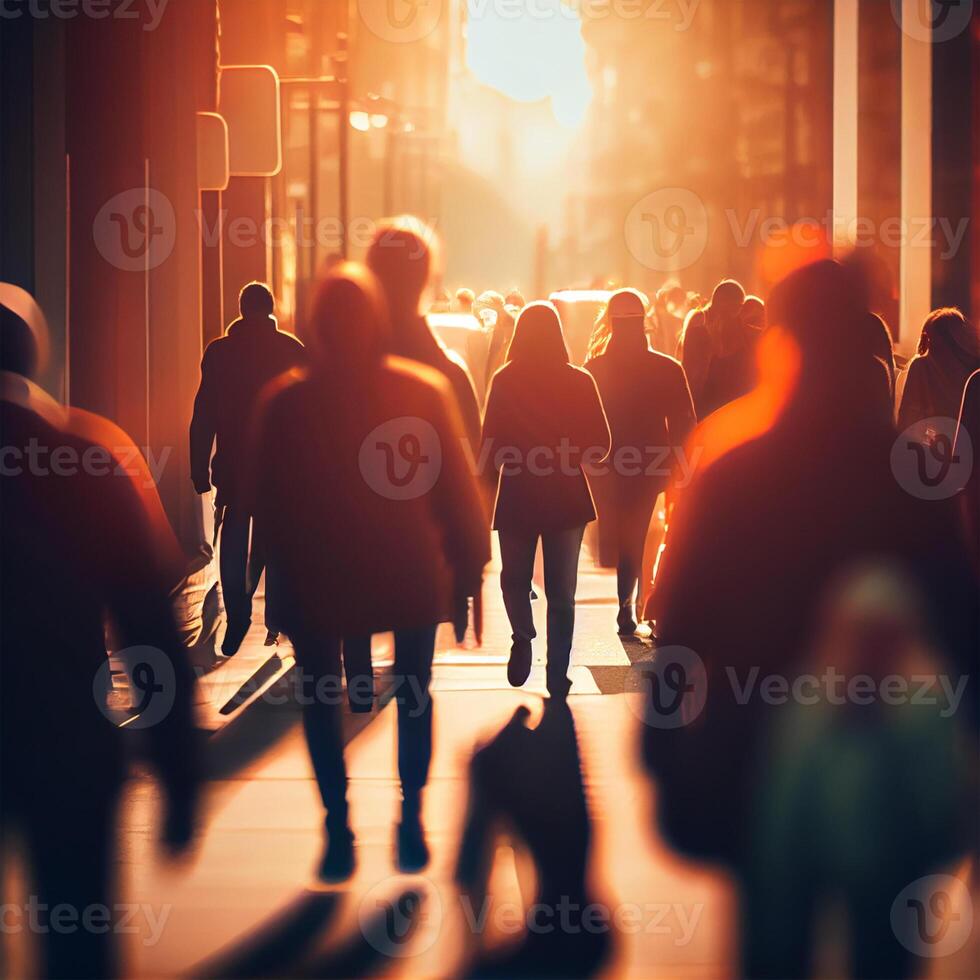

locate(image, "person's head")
[[307, 262, 388, 372], [710, 279, 745, 315], [0, 285, 49, 381], [1, 304, 40, 379], [606, 288, 647, 342], [506, 301, 569, 368], [505, 289, 526, 310], [768, 259, 864, 377], [239, 281, 275, 319], [455, 287, 475, 313], [366, 215, 438, 318], [917, 307, 979, 358]]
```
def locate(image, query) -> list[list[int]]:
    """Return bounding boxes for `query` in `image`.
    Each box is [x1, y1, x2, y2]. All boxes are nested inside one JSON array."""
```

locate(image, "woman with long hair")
[[897, 307, 980, 432], [251, 263, 489, 880], [481, 302, 610, 698]]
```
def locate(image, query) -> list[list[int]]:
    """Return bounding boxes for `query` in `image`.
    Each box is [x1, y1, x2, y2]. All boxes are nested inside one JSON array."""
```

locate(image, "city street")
[[115, 544, 739, 978]]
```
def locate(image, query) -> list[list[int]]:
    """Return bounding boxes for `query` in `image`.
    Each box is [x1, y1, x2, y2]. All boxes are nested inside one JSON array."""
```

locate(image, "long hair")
[[917, 307, 978, 358], [506, 301, 570, 368]]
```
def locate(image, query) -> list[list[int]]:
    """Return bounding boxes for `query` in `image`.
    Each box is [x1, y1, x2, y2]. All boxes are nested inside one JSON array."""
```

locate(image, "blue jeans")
[[498, 525, 585, 695]]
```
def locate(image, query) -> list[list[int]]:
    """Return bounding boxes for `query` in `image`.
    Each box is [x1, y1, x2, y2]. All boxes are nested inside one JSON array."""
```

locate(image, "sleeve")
[[577, 370, 611, 462], [432, 383, 492, 594], [104, 475, 199, 805], [189, 346, 217, 493], [667, 360, 698, 446]]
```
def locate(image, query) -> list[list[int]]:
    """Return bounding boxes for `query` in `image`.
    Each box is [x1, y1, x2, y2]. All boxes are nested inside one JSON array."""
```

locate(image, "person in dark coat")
[[1, 301, 198, 979], [641, 260, 977, 970], [338, 218, 488, 698], [481, 302, 610, 698], [189, 282, 306, 655], [586, 289, 697, 633], [249, 263, 490, 881], [681, 279, 758, 418]]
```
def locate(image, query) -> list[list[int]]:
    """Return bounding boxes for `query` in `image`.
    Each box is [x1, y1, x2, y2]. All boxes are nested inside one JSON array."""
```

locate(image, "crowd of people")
[[2, 214, 978, 978]]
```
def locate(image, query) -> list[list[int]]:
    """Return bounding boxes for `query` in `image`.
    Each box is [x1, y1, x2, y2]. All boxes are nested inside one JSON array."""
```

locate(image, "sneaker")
[[221, 618, 251, 657], [396, 812, 430, 873], [507, 639, 533, 687], [317, 823, 355, 883], [617, 603, 638, 636]]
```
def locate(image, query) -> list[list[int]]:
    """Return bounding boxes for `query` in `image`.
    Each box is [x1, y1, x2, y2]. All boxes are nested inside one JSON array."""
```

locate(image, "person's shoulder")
[[274, 327, 305, 351], [202, 332, 232, 360], [257, 366, 309, 418], [567, 363, 599, 386], [386, 353, 453, 397], [647, 348, 684, 372]]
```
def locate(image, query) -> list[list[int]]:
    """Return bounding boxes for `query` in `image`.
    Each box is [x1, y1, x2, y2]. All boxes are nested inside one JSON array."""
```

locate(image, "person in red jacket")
[[481, 302, 610, 698], [249, 263, 489, 881], [189, 282, 306, 655]]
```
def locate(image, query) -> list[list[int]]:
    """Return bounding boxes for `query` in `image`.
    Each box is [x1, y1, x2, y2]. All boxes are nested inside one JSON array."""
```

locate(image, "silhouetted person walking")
[[190, 282, 306, 655], [897, 307, 979, 433], [586, 289, 696, 633], [1, 300, 198, 979], [482, 302, 610, 698], [249, 264, 489, 880], [339, 219, 488, 692], [641, 261, 977, 975], [681, 279, 758, 418]]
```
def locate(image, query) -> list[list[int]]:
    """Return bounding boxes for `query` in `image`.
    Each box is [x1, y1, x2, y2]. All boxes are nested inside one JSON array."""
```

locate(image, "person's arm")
[[666, 359, 698, 448], [431, 381, 491, 596], [577, 369, 611, 463], [189, 345, 217, 494], [106, 476, 200, 855]]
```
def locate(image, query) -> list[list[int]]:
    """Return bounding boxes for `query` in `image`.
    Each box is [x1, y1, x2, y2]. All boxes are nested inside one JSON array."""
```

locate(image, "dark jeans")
[[499, 525, 585, 695], [219, 506, 281, 631], [610, 490, 660, 607], [293, 626, 437, 826]]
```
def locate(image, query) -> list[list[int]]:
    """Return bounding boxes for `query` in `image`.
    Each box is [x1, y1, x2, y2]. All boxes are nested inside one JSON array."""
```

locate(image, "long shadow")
[[192, 891, 341, 979], [205, 668, 396, 780]]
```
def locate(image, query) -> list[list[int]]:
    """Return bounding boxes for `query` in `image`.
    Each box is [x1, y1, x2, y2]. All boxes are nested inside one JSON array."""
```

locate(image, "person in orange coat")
[[249, 263, 489, 881]]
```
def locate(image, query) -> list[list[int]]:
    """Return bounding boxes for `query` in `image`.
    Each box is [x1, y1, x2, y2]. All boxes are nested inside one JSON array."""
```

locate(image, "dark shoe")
[[547, 673, 572, 701], [617, 603, 638, 636], [397, 811, 430, 873], [317, 822, 355, 883], [264, 629, 280, 647], [221, 618, 251, 657], [507, 639, 533, 687]]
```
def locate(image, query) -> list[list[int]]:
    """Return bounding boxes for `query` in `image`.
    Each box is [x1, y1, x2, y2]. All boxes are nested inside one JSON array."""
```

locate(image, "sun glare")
[[465, 0, 593, 127]]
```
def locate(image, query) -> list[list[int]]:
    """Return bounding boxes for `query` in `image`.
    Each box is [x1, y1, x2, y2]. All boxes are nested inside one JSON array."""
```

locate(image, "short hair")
[[366, 216, 436, 306], [455, 287, 475, 307], [711, 279, 745, 310], [239, 281, 274, 317], [505, 289, 526, 309]]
